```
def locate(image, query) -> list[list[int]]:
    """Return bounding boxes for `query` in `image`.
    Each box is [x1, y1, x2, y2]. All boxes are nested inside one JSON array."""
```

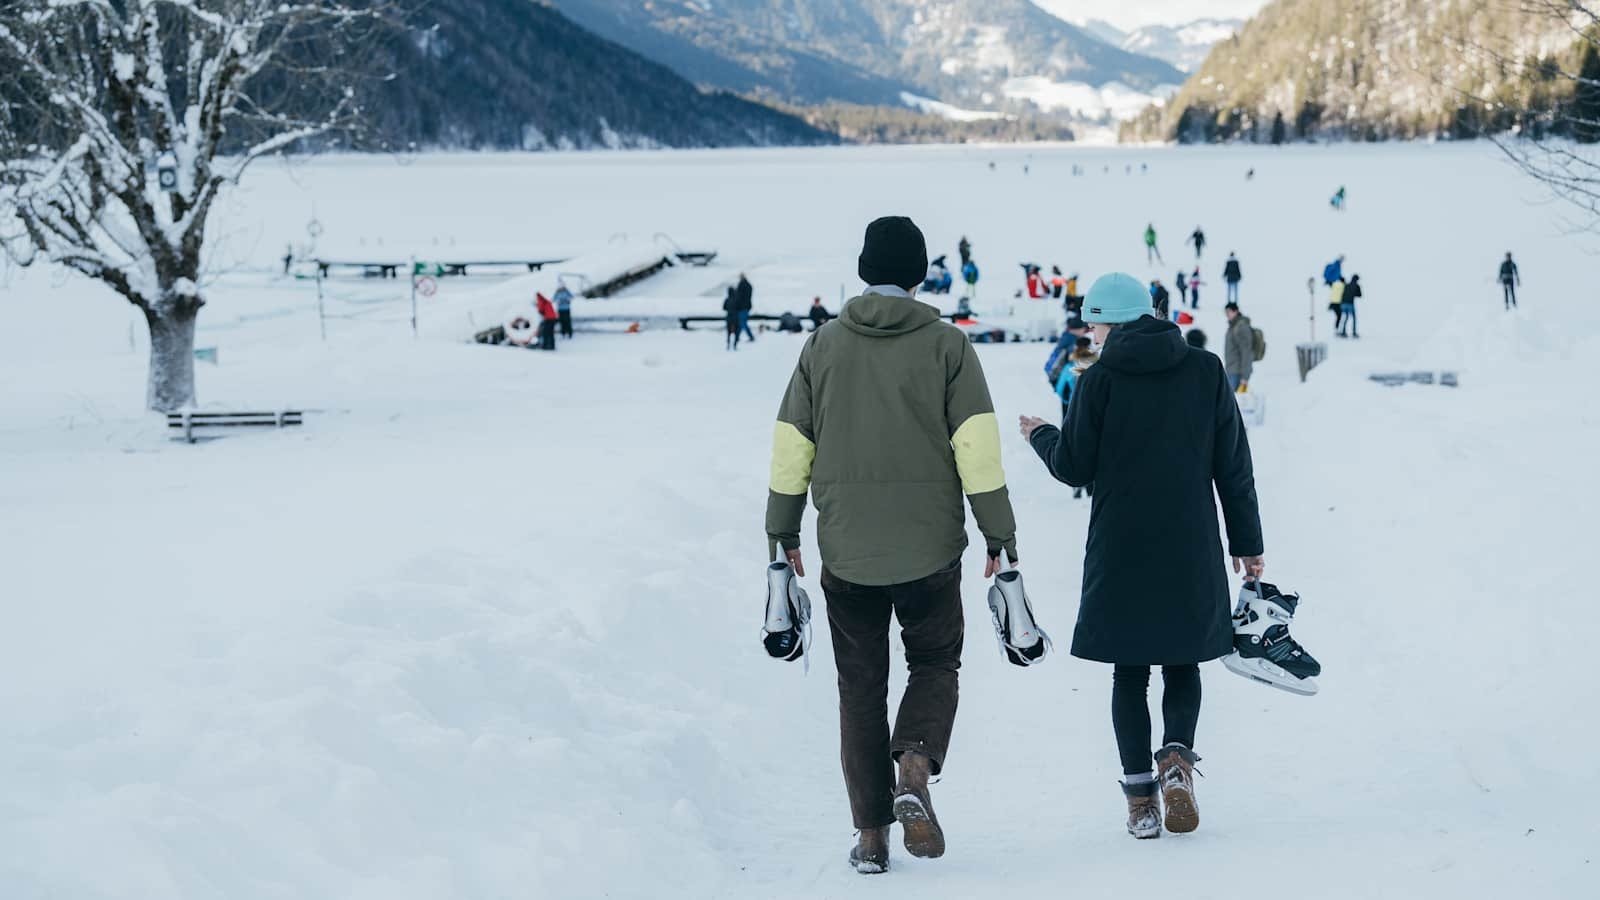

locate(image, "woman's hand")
[[1018, 415, 1048, 441], [1232, 555, 1265, 580]]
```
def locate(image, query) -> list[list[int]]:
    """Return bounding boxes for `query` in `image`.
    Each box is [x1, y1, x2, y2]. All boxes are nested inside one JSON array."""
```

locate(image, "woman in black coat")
[[1018, 272, 1263, 840]]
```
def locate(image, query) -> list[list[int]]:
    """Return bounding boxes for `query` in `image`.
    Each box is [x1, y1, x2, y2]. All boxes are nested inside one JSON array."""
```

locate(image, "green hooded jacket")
[[764, 289, 1017, 586]]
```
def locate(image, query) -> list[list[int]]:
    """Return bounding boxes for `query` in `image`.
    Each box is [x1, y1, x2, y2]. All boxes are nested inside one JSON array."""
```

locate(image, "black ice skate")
[[1223, 580, 1321, 695]]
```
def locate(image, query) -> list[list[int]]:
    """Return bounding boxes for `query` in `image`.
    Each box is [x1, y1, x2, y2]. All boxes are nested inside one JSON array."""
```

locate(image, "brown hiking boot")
[[892, 751, 945, 858], [848, 826, 890, 875], [1121, 780, 1161, 839], [1155, 744, 1201, 834]]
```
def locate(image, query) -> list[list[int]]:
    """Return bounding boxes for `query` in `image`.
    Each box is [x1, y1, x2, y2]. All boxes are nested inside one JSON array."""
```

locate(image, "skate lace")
[[1262, 629, 1305, 664]]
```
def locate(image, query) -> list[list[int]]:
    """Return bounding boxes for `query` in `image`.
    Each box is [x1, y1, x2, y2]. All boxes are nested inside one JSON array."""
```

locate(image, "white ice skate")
[[761, 549, 812, 671], [986, 556, 1051, 667], [1222, 580, 1321, 695]]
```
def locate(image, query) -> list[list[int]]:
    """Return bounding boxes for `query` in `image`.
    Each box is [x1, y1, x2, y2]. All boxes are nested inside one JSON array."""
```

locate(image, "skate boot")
[[1223, 580, 1322, 695], [1121, 780, 1161, 839], [848, 826, 890, 875], [1155, 744, 1201, 834], [892, 751, 945, 859]]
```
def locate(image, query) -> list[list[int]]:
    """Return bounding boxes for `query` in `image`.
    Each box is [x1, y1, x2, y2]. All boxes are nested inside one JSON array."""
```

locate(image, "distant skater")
[[1328, 277, 1347, 333], [1499, 253, 1520, 309], [1144, 224, 1163, 264], [724, 287, 742, 351], [536, 292, 559, 351], [809, 297, 832, 330], [1222, 253, 1242, 303], [553, 284, 574, 339], [1189, 226, 1206, 260], [959, 236, 972, 268], [1338, 275, 1362, 339], [1188, 268, 1201, 309], [736, 274, 756, 343], [1330, 186, 1346, 211]]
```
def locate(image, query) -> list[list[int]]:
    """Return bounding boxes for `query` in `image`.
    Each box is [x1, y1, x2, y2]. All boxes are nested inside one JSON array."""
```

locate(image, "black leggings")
[[1111, 665, 1201, 775]]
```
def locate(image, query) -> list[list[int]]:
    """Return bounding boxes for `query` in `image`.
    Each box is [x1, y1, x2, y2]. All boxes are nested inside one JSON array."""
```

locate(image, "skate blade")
[[892, 793, 946, 859], [1223, 653, 1320, 696]]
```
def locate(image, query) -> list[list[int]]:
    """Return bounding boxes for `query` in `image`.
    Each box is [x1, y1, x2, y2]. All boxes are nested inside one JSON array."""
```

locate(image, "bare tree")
[[1484, 1, 1600, 228], [0, 1, 383, 411]]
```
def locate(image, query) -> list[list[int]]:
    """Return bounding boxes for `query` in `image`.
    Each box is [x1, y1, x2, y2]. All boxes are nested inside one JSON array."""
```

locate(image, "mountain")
[[1121, 0, 1593, 143], [1078, 18, 1243, 73], [553, 0, 1185, 123], [348, 1, 834, 150]]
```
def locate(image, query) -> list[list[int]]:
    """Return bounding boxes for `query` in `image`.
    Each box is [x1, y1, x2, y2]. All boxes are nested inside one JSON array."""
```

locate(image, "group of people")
[[1143, 224, 1210, 266], [766, 216, 1271, 875], [514, 284, 573, 350], [1321, 256, 1363, 339], [724, 274, 836, 345]]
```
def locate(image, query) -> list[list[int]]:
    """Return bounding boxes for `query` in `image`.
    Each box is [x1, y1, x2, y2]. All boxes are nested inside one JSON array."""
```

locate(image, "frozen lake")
[[1, 142, 1596, 900]]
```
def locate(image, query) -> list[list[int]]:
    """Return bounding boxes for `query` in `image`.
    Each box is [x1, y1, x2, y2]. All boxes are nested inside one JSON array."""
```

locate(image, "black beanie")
[[858, 216, 928, 291]]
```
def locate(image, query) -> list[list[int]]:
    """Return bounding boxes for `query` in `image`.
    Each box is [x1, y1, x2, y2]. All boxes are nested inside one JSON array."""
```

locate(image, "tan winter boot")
[[1121, 780, 1161, 839], [1155, 743, 1201, 834], [848, 826, 890, 875], [892, 751, 946, 858]]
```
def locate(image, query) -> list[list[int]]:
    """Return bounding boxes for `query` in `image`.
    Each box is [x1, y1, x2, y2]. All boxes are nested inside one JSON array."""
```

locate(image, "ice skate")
[[892, 752, 945, 859], [1223, 580, 1321, 695], [760, 551, 811, 667], [1121, 781, 1161, 839], [986, 557, 1050, 666], [848, 826, 890, 874], [1155, 744, 1200, 834]]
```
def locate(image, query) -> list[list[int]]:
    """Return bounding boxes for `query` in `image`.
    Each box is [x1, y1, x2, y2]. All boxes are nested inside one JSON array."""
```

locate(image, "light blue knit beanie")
[[1081, 272, 1153, 325]]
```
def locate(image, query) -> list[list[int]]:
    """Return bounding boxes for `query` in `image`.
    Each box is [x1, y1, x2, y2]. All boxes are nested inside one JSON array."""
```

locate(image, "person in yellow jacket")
[[1328, 277, 1347, 333]]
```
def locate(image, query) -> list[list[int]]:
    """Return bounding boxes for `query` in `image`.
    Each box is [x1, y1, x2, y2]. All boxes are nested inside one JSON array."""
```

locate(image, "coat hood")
[[839, 292, 942, 337], [1098, 315, 1190, 375]]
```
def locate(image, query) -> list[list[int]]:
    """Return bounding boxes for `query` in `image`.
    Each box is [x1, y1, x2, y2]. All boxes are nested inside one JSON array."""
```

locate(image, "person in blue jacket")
[[1322, 256, 1344, 288]]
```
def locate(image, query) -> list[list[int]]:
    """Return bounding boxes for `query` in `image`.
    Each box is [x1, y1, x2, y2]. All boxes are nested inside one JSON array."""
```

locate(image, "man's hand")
[[1018, 415, 1048, 441], [984, 552, 1015, 578], [785, 548, 805, 578], [1232, 555, 1265, 580]]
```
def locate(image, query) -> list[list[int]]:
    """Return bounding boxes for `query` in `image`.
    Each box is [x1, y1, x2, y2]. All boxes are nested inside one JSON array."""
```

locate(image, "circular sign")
[[416, 275, 437, 297], [306, 218, 324, 238]]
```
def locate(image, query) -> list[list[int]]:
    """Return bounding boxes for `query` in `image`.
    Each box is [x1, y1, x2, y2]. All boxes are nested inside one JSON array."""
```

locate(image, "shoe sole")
[[893, 793, 946, 859], [849, 858, 888, 875], [1163, 792, 1199, 834]]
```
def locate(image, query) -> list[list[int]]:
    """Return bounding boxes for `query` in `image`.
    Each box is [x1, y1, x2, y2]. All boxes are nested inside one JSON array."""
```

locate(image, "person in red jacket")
[[535, 293, 559, 351]]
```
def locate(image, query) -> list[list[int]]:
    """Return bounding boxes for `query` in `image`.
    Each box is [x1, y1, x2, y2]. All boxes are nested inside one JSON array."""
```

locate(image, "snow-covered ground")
[[2, 143, 1597, 899]]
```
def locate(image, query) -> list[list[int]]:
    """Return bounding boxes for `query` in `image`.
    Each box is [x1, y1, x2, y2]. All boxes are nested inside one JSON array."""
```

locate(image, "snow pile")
[[900, 92, 1005, 123], [1003, 77, 1177, 121]]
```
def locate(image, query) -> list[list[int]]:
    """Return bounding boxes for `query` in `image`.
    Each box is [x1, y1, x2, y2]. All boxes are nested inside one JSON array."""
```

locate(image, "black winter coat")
[[1028, 316, 1263, 665], [1223, 259, 1242, 283], [735, 278, 754, 311]]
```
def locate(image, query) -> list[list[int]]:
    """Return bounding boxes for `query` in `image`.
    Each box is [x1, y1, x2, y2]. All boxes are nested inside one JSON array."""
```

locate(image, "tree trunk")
[[145, 302, 199, 412]]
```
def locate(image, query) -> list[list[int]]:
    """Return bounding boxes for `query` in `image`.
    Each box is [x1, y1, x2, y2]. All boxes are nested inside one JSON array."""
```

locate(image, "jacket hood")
[[1098, 315, 1190, 375], [839, 292, 942, 337]]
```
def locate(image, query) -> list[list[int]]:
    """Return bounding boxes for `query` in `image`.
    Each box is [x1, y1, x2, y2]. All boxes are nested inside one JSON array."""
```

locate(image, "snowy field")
[[2, 142, 1598, 899]]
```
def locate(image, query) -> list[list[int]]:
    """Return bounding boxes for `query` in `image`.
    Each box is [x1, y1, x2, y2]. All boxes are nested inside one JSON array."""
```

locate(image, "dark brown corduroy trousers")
[[821, 560, 963, 829]]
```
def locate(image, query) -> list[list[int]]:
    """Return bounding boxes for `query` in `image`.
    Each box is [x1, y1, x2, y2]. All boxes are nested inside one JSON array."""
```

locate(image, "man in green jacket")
[[765, 216, 1019, 875]]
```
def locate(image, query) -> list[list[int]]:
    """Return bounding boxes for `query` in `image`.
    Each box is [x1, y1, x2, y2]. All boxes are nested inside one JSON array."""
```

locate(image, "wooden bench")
[[167, 410, 303, 443]]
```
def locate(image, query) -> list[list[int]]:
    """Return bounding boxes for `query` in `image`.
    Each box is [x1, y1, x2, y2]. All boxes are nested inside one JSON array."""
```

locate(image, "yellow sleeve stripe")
[[951, 412, 1006, 495], [770, 421, 816, 495]]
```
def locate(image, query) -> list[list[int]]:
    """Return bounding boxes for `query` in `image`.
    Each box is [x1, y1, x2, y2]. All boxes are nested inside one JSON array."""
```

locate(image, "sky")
[[1030, 0, 1270, 31]]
